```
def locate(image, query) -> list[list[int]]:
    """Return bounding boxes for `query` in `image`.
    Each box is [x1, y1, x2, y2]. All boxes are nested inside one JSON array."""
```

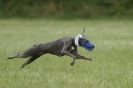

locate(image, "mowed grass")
[[0, 19, 133, 88]]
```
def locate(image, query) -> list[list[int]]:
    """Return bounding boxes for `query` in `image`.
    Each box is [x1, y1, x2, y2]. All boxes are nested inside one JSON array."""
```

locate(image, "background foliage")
[[0, 0, 133, 18]]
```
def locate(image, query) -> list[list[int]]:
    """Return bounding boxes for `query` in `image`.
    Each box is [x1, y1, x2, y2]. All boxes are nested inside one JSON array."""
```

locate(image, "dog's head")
[[74, 27, 95, 51], [79, 37, 95, 51]]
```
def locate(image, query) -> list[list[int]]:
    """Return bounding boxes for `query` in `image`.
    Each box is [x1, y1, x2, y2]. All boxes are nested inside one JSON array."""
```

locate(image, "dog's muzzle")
[[81, 42, 95, 51]]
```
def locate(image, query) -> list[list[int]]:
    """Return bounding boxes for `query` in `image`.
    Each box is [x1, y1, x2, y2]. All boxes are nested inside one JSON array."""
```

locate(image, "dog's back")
[[23, 37, 74, 57], [41, 37, 74, 56]]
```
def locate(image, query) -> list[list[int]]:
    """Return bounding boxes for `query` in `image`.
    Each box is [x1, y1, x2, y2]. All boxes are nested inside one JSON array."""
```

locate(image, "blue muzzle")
[[81, 42, 95, 51]]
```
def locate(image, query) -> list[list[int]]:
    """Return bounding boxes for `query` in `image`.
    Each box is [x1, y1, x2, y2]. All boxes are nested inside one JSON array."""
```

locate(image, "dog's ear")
[[82, 26, 86, 38]]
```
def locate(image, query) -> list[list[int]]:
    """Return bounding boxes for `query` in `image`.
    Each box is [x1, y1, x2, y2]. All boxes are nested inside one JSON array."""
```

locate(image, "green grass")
[[0, 19, 133, 88]]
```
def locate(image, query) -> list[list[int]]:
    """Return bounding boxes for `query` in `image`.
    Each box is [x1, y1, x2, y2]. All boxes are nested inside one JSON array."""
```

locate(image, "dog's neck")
[[74, 34, 83, 47], [71, 38, 79, 47]]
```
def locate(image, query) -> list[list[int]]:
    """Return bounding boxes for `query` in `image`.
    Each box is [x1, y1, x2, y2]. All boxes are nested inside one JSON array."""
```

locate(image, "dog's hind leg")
[[21, 55, 40, 69]]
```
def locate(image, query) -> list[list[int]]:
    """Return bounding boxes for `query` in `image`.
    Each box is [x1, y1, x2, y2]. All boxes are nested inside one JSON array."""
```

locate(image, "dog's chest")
[[45, 41, 64, 56]]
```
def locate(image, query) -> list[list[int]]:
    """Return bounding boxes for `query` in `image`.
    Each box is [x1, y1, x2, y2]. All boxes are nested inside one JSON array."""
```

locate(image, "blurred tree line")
[[0, 0, 133, 18]]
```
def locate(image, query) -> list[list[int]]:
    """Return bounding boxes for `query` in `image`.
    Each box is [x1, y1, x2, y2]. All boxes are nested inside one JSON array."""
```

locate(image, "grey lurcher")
[[7, 31, 95, 68]]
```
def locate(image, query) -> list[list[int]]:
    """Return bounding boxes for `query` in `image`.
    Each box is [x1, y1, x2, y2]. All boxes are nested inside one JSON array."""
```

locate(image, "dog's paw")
[[7, 57, 11, 59], [20, 65, 25, 69], [70, 62, 74, 66], [88, 58, 93, 61]]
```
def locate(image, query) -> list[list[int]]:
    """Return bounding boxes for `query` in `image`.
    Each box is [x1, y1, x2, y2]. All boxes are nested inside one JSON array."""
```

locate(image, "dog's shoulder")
[[58, 37, 75, 46]]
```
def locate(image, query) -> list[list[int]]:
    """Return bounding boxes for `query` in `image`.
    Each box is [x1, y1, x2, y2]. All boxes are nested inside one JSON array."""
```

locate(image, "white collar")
[[74, 34, 83, 46]]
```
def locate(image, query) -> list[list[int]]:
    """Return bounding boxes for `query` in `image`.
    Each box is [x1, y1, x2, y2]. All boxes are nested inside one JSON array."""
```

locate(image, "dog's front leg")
[[77, 55, 93, 61], [63, 50, 77, 66]]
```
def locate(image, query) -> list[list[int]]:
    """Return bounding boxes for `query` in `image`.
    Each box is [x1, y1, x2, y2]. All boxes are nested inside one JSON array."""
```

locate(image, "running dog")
[[7, 28, 95, 68]]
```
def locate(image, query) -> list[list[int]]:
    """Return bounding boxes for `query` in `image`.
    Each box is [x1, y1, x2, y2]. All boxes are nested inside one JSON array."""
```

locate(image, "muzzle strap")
[[81, 42, 95, 51]]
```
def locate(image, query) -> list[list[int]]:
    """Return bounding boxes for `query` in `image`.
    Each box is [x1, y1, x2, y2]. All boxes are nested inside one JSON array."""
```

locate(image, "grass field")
[[0, 19, 133, 88]]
